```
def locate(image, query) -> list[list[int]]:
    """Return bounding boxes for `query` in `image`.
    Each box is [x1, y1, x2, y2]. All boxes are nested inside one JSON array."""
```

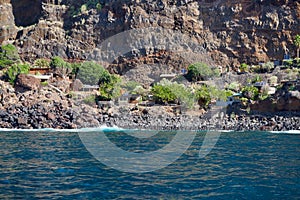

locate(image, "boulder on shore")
[[15, 74, 40, 91]]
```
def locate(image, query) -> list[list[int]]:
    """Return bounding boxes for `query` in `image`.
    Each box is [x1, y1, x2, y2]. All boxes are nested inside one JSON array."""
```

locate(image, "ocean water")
[[0, 129, 299, 199]]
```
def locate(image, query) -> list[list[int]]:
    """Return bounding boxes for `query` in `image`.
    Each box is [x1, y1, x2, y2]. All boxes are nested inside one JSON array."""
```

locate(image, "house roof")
[[82, 85, 99, 89], [253, 81, 267, 87], [160, 74, 177, 78], [28, 74, 51, 80]]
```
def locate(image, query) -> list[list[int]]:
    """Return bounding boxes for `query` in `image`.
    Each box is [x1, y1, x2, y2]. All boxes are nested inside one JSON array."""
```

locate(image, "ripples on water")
[[0, 130, 299, 199]]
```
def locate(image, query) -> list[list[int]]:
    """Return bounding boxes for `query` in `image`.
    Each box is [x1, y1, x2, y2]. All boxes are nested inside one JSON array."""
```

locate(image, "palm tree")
[[294, 34, 300, 59]]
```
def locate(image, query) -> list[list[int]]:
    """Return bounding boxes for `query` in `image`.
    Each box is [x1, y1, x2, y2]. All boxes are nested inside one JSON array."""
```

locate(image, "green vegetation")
[[69, 0, 102, 17], [151, 84, 177, 104], [269, 76, 278, 86], [283, 59, 293, 67], [122, 81, 141, 92], [0, 44, 20, 69], [251, 75, 262, 84], [99, 74, 122, 100], [50, 56, 73, 78], [34, 59, 50, 68], [151, 78, 232, 109], [151, 79, 195, 108], [260, 62, 274, 73], [6, 63, 30, 84], [294, 34, 300, 59], [241, 85, 259, 101], [227, 81, 240, 92], [76, 61, 109, 85], [259, 85, 269, 101], [194, 85, 211, 108], [186, 62, 219, 81], [195, 85, 229, 108], [239, 63, 248, 73], [41, 81, 48, 87], [286, 68, 300, 80], [83, 94, 96, 105], [80, 4, 87, 13]]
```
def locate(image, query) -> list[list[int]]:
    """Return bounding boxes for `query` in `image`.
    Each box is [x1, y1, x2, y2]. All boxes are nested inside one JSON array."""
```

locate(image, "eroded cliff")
[[0, 0, 299, 71]]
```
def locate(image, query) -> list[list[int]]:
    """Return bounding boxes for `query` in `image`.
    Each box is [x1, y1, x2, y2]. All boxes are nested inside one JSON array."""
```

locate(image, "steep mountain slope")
[[0, 0, 299, 71]]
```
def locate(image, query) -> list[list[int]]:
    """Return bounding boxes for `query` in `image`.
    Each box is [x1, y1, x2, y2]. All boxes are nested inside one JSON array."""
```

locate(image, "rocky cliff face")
[[0, 0, 299, 71]]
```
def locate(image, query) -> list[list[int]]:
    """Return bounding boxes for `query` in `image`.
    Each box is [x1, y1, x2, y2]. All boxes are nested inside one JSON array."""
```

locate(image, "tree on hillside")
[[76, 61, 108, 85], [294, 34, 300, 59], [186, 62, 219, 82]]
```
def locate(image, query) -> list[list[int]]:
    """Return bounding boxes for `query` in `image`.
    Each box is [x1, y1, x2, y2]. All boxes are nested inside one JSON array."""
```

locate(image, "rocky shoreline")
[[0, 102, 299, 131], [88, 106, 300, 131], [0, 78, 299, 131]]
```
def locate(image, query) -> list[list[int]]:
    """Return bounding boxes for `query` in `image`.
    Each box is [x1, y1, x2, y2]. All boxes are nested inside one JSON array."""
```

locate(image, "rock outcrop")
[[15, 74, 40, 92], [251, 89, 300, 112], [0, 0, 299, 70]]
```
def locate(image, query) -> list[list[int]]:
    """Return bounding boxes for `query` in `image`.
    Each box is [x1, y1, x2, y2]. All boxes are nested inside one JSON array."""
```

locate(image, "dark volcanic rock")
[[1, 0, 299, 69]]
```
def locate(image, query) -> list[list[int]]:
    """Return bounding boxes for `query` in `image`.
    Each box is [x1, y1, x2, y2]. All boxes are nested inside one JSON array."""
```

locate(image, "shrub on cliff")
[[34, 59, 50, 68], [99, 74, 122, 100], [151, 79, 194, 107], [76, 61, 109, 85], [186, 62, 219, 82], [294, 34, 300, 59], [6, 63, 30, 84], [241, 85, 259, 101], [0, 44, 20, 69], [227, 81, 241, 92], [260, 62, 275, 73], [151, 84, 177, 104], [194, 85, 211, 109], [239, 63, 249, 73], [50, 56, 73, 78]]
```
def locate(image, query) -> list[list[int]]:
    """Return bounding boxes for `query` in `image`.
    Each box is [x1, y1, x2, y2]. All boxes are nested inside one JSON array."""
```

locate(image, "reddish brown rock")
[[17, 117, 27, 125], [46, 112, 56, 120], [1, 0, 299, 69], [15, 74, 40, 91], [71, 79, 83, 91], [251, 92, 300, 112]]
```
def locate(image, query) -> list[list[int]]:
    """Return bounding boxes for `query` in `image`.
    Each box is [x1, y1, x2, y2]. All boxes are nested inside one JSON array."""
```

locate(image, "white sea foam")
[[269, 130, 300, 134], [0, 128, 299, 134]]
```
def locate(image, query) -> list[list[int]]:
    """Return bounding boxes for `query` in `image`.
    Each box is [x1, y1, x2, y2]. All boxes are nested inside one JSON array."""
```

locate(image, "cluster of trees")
[[239, 62, 276, 73], [49, 57, 122, 100], [0, 46, 233, 109], [150, 77, 229, 109], [4, 41, 299, 109]]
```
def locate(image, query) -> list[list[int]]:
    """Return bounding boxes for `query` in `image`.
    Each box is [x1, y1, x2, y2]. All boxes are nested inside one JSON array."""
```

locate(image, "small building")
[[253, 81, 267, 89], [117, 92, 131, 106], [28, 74, 52, 82], [81, 85, 100, 92], [160, 74, 177, 80], [29, 68, 51, 75], [268, 87, 276, 95], [116, 93, 142, 106]]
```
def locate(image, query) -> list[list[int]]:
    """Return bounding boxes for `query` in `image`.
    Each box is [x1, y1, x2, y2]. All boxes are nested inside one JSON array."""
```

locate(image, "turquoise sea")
[[0, 129, 299, 199]]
